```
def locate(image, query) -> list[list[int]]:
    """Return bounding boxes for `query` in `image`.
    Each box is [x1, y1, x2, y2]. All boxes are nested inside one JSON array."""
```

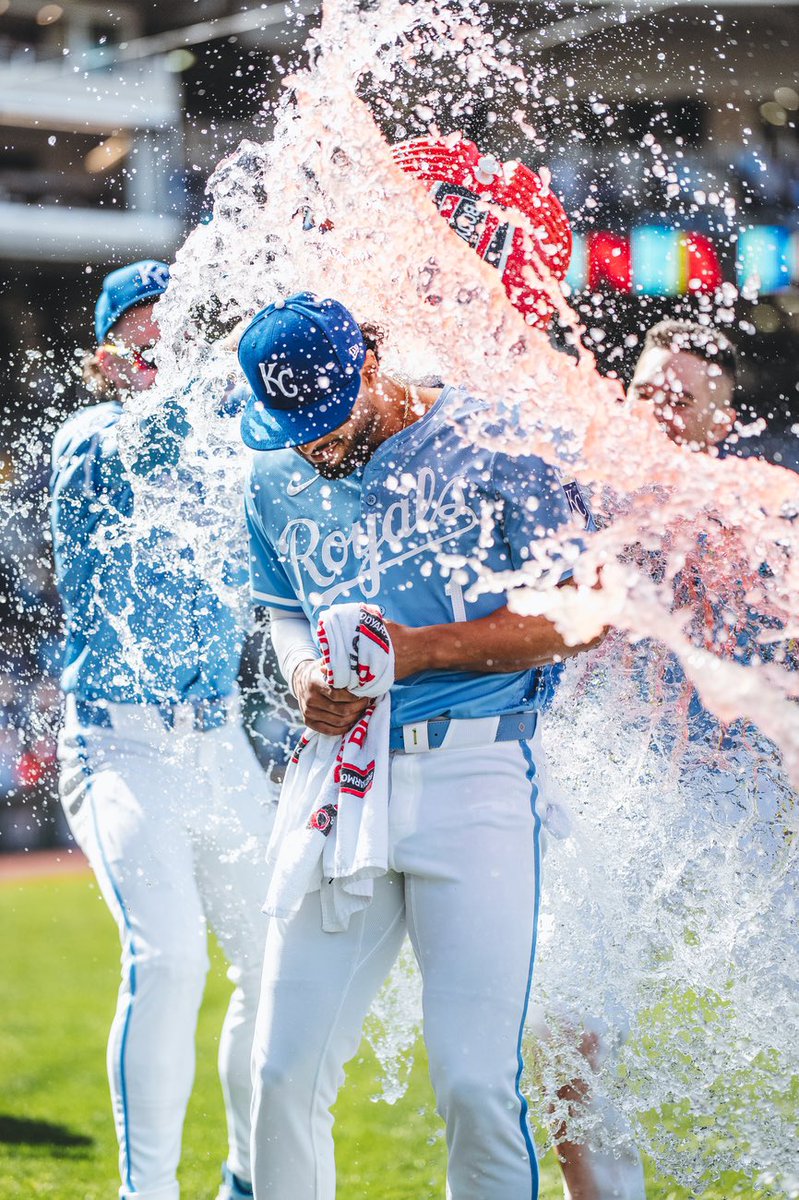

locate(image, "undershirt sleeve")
[[269, 607, 319, 695]]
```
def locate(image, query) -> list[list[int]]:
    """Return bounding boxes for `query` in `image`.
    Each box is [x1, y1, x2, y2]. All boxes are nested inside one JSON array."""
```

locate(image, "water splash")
[[364, 938, 423, 1105], [132, 0, 799, 773], [102, 0, 799, 1186], [528, 639, 798, 1193]]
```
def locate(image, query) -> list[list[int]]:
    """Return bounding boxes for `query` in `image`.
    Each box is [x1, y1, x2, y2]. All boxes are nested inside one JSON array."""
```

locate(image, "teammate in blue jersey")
[[626, 317, 794, 1165], [629, 316, 797, 717], [50, 262, 276, 1200], [238, 292, 600, 1200]]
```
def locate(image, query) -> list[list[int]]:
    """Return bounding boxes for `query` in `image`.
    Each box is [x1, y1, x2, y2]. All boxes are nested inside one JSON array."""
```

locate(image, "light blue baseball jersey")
[[50, 399, 245, 705], [626, 441, 798, 753], [245, 385, 593, 727]]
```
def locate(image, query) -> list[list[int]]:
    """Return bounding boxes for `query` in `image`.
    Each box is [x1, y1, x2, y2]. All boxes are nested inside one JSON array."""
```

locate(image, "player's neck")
[[372, 378, 438, 449]]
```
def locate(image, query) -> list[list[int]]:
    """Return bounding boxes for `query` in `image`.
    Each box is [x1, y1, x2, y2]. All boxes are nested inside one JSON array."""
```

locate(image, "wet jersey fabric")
[[627, 483, 798, 756], [50, 400, 245, 704], [245, 385, 592, 727]]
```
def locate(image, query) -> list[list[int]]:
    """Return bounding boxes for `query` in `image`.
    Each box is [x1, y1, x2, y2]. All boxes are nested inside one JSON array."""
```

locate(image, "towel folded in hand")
[[263, 602, 395, 933]]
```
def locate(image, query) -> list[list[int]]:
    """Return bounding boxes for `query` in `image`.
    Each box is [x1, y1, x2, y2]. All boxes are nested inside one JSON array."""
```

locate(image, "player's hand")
[[292, 659, 370, 736]]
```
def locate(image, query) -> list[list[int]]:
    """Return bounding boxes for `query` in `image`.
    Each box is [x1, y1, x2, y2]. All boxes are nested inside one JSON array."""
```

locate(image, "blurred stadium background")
[[0, 0, 797, 854]]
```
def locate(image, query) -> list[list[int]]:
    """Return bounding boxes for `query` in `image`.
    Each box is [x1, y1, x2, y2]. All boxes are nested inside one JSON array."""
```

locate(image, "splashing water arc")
[[111, 0, 799, 1190], [145, 0, 799, 783]]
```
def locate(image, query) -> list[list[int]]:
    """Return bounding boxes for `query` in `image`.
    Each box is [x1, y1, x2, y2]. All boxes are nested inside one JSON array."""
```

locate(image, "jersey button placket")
[[358, 487, 381, 601]]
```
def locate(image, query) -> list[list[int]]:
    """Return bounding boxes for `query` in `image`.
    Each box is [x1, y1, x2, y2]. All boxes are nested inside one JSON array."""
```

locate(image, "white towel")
[[263, 602, 395, 933]]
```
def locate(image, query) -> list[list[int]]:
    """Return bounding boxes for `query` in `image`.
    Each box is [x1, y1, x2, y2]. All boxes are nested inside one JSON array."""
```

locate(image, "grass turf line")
[[0, 872, 777, 1199]]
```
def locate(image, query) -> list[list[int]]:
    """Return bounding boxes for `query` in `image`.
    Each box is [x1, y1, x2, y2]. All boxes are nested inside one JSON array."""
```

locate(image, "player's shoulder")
[[422, 384, 492, 468], [52, 401, 122, 466], [440, 385, 550, 470], [51, 403, 121, 458], [438, 385, 594, 525], [439, 383, 490, 426], [722, 434, 799, 474], [429, 384, 554, 487]]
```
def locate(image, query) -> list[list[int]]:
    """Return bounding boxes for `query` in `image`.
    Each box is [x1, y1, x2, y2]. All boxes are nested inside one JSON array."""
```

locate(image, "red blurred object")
[[684, 233, 723, 292], [391, 135, 572, 328], [17, 751, 45, 788], [588, 231, 631, 291]]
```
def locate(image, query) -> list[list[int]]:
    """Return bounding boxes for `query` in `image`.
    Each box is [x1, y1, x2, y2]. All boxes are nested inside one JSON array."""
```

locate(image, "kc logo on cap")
[[258, 362, 299, 399], [94, 258, 171, 344], [238, 292, 367, 452]]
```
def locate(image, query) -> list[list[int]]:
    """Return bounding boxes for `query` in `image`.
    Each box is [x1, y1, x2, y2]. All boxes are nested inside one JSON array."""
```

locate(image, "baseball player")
[[628, 319, 737, 452], [545, 321, 740, 1199], [50, 261, 277, 1200], [627, 318, 796, 710], [237, 291, 599, 1199]]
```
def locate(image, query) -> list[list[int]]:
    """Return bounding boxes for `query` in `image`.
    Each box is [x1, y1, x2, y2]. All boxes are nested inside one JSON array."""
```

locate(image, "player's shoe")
[[215, 1162, 253, 1200]]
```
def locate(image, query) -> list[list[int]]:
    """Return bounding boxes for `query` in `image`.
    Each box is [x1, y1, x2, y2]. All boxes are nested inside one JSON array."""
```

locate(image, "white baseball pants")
[[250, 735, 544, 1200], [58, 698, 278, 1200]]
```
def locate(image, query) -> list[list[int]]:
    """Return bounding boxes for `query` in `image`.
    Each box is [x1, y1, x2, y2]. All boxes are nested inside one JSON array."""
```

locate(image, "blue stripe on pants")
[[517, 737, 543, 1200], [77, 734, 138, 1194]]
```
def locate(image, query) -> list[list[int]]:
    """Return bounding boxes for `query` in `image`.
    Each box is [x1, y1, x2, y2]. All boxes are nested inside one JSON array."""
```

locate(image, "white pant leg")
[[193, 723, 278, 1185], [59, 723, 208, 1200], [390, 739, 543, 1200], [250, 872, 406, 1200]]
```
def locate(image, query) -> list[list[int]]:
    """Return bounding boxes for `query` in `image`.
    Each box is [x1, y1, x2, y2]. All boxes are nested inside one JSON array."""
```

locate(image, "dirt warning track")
[[0, 848, 89, 883]]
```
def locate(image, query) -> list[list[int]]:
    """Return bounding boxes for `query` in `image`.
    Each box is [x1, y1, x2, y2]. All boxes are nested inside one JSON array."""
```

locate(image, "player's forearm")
[[385, 605, 603, 681]]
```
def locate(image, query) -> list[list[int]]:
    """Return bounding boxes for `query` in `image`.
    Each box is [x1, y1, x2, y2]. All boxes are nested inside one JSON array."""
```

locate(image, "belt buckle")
[[402, 722, 429, 753]]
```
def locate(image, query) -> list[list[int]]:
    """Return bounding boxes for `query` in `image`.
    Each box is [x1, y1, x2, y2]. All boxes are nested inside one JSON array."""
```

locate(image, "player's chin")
[[315, 459, 358, 480]]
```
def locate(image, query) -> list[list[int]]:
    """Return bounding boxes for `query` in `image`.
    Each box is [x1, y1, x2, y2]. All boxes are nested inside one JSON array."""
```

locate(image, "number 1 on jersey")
[[445, 579, 467, 623]]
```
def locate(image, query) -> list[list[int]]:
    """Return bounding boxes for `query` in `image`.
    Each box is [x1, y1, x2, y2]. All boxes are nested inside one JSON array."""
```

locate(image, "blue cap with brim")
[[94, 260, 170, 343], [238, 292, 366, 452]]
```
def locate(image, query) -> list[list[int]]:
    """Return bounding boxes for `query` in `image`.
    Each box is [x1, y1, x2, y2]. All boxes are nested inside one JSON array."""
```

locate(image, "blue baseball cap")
[[94, 260, 170, 343], [238, 292, 366, 452]]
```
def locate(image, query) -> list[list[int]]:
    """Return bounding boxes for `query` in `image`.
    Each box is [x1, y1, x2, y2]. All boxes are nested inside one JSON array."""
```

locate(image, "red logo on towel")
[[308, 803, 338, 835], [291, 733, 312, 765], [357, 663, 376, 687], [317, 619, 333, 686], [336, 761, 376, 799], [358, 608, 390, 656], [346, 703, 376, 750]]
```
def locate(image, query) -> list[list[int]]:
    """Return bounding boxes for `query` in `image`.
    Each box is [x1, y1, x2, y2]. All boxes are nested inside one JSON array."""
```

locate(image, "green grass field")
[[0, 870, 778, 1199]]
